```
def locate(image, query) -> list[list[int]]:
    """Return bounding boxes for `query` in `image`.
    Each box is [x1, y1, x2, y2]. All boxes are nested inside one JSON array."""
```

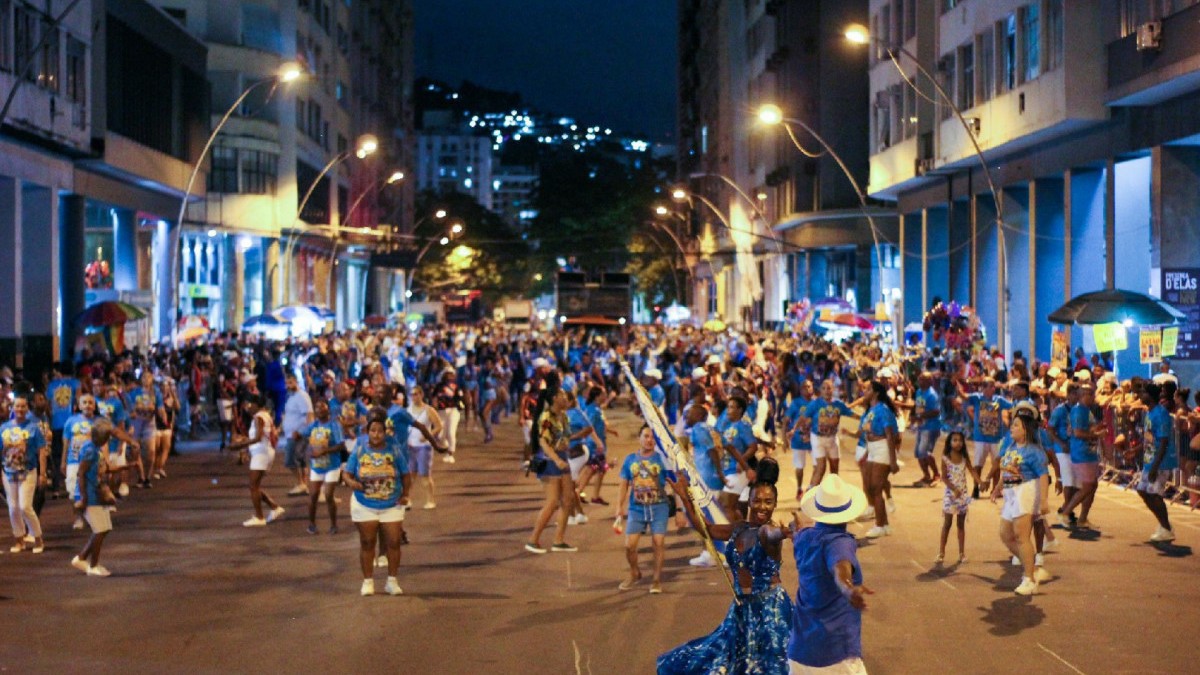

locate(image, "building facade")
[[866, 0, 1200, 389]]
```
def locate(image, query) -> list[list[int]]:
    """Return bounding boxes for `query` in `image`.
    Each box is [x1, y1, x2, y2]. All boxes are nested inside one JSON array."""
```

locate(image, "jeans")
[[4, 472, 42, 539]]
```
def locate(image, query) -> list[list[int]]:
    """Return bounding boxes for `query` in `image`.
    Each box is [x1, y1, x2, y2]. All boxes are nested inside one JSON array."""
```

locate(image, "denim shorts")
[[282, 437, 304, 469], [914, 430, 941, 460], [536, 451, 566, 479], [626, 502, 670, 535]]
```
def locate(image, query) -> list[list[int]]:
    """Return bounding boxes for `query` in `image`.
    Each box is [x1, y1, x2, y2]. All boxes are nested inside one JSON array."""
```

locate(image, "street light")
[[168, 60, 304, 338], [844, 24, 1011, 354], [405, 218, 466, 310], [450, 222, 464, 235], [284, 133, 378, 304]]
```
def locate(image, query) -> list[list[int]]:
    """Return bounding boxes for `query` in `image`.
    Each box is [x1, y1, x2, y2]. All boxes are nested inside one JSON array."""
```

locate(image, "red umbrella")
[[831, 313, 874, 330], [76, 301, 147, 328], [363, 314, 387, 328]]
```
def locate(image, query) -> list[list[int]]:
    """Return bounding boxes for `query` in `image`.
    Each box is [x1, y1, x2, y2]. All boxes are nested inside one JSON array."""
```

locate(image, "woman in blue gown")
[[658, 479, 794, 675]]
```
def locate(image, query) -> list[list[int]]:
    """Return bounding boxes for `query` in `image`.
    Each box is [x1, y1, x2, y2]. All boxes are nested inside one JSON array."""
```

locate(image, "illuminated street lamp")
[[327, 167, 407, 302], [169, 60, 304, 337], [405, 219, 466, 310]]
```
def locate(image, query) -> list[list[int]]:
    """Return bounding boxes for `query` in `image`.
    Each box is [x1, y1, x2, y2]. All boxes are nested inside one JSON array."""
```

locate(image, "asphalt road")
[[1, 405, 1197, 674]]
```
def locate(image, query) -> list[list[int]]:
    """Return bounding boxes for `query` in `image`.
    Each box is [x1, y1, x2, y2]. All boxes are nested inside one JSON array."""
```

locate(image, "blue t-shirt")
[[63, 414, 95, 466], [329, 397, 368, 422], [649, 384, 666, 408], [998, 441, 1049, 484], [77, 440, 103, 503], [715, 415, 755, 476], [1068, 403, 1099, 463], [862, 403, 898, 438], [619, 451, 673, 508], [585, 403, 607, 448], [300, 419, 345, 472], [806, 399, 856, 437], [689, 423, 725, 490], [789, 523, 863, 668], [345, 442, 407, 508], [126, 386, 162, 421], [1, 418, 46, 479], [386, 407, 416, 450], [97, 396, 128, 454], [566, 407, 595, 453], [1145, 405, 1179, 471], [965, 394, 1012, 443], [1048, 404, 1072, 453], [786, 398, 813, 450], [914, 388, 941, 432], [48, 378, 80, 430]]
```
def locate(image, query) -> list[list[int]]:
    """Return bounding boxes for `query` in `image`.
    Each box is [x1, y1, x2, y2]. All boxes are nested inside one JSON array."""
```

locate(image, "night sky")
[[414, 0, 677, 141]]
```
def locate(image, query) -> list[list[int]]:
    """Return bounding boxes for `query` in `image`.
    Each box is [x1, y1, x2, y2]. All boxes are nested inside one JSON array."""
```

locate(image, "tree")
[[624, 231, 684, 308]]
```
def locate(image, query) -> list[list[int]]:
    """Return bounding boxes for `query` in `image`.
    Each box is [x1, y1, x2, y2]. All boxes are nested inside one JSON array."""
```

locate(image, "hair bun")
[[753, 456, 780, 486]]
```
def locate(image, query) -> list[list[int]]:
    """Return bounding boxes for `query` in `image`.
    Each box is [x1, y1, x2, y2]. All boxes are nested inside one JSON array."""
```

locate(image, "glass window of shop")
[[179, 233, 224, 328], [83, 206, 116, 292]]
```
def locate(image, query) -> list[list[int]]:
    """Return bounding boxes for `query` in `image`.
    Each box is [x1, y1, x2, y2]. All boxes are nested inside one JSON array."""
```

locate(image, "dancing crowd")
[[2, 320, 1194, 671]]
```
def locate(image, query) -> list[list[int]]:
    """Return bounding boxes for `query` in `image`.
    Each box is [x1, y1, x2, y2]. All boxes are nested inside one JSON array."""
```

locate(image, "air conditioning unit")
[[1137, 21, 1162, 51], [914, 158, 935, 176]]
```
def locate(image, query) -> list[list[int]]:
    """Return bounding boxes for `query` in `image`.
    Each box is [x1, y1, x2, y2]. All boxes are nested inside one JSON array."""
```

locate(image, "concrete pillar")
[[925, 206, 950, 311], [21, 184, 56, 379], [1105, 158, 1116, 291], [949, 199, 971, 305], [224, 236, 240, 332], [902, 212, 923, 326], [61, 195, 87, 360], [0, 177, 19, 368], [1113, 156, 1153, 377], [974, 196, 1000, 350], [113, 207, 138, 291], [1033, 178, 1065, 360], [808, 252, 827, 301], [1001, 186, 1030, 362], [153, 219, 178, 341], [1067, 169, 1106, 352]]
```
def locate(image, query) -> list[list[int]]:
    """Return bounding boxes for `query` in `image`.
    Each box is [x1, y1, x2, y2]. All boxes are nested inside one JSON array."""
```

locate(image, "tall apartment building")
[[152, 0, 413, 330], [678, 0, 892, 328], [865, 0, 1200, 389]]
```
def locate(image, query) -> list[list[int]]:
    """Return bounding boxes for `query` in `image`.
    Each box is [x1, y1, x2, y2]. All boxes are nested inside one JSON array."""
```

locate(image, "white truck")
[[499, 299, 535, 330]]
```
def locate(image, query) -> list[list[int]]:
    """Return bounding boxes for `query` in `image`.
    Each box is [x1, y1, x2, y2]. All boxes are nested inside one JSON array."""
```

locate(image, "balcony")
[[1108, 2, 1200, 105]]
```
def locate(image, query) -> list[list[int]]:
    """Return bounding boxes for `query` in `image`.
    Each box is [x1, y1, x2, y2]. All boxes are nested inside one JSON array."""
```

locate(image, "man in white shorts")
[[806, 381, 856, 487], [1047, 384, 1079, 525]]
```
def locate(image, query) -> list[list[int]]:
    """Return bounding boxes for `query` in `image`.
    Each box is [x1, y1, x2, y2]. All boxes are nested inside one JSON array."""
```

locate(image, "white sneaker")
[[886, 498, 897, 514], [1011, 555, 1021, 566], [361, 579, 375, 596], [1035, 553, 1045, 567], [442, 455, 456, 464], [242, 517, 267, 527], [375, 555, 388, 568], [118, 483, 130, 497], [384, 577, 403, 596], [689, 550, 716, 567], [1014, 577, 1038, 596], [575, 513, 588, 524], [566, 514, 578, 526], [1043, 538, 1060, 551], [87, 565, 112, 577], [423, 501, 437, 510], [266, 506, 286, 523], [857, 507, 876, 522], [72, 517, 85, 530], [1150, 527, 1176, 542], [70, 556, 89, 573], [1034, 566, 1052, 583], [865, 526, 889, 539]]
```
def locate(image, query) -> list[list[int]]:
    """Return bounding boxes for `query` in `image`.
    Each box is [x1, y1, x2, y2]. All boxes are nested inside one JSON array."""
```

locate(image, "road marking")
[[909, 558, 957, 590], [1037, 642, 1086, 675], [1094, 487, 1200, 532]]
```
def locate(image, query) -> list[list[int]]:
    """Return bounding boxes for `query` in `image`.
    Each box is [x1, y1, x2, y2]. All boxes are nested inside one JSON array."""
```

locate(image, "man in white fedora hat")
[[789, 474, 871, 674]]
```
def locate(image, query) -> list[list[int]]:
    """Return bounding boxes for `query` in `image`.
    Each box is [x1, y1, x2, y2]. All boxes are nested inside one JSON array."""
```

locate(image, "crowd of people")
[[2, 318, 1195, 670]]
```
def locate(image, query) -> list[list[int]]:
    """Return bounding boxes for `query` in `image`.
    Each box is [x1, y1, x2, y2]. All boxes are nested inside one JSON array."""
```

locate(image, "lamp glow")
[[844, 24, 870, 45], [757, 104, 784, 126]]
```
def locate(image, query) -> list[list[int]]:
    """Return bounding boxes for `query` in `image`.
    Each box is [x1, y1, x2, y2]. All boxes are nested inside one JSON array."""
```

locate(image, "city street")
[[1, 407, 1196, 674]]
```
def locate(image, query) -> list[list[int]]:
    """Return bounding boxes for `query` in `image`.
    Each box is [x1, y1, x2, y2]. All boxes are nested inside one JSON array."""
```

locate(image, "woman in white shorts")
[[407, 386, 443, 510], [343, 416, 410, 596], [989, 411, 1051, 596], [227, 395, 285, 527], [295, 399, 347, 535]]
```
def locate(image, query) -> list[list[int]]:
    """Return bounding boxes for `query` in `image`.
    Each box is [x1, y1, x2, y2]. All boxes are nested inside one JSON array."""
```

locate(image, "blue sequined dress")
[[657, 524, 794, 675]]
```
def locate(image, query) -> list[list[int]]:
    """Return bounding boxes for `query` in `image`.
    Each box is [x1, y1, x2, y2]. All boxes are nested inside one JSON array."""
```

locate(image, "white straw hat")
[[800, 474, 868, 525]]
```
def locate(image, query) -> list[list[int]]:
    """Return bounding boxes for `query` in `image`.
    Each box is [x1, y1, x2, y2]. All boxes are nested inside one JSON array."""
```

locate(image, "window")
[[1045, 0, 1064, 72], [242, 150, 278, 194], [65, 35, 85, 127], [1002, 14, 1017, 93], [37, 18, 57, 92], [881, 3, 892, 49], [337, 134, 347, 154], [894, 0, 904, 46], [942, 0, 959, 13], [903, 0, 916, 41], [978, 31, 995, 103], [938, 53, 956, 120], [208, 147, 238, 193], [1022, 3, 1040, 83], [0, 1, 11, 71], [14, 4, 35, 82], [874, 91, 891, 153], [959, 42, 975, 110]]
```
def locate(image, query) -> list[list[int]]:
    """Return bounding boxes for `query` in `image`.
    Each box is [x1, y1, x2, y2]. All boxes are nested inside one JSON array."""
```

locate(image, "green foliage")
[[624, 232, 682, 306]]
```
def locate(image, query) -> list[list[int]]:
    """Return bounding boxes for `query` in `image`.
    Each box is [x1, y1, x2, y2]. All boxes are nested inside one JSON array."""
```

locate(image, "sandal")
[[618, 576, 642, 591]]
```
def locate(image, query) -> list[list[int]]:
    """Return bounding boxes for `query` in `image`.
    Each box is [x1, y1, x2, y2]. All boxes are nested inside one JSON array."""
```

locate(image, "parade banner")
[[1162, 327, 1179, 357], [621, 361, 739, 603], [1051, 331, 1069, 368], [1092, 322, 1127, 353], [1140, 329, 1162, 364], [1161, 268, 1200, 359]]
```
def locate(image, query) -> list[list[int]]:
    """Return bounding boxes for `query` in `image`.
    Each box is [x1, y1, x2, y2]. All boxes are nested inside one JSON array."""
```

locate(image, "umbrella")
[[76, 301, 146, 328], [272, 305, 322, 323], [244, 313, 286, 328], [1048, 289, 1186, 326], [308, 305, 336, 320], [176, 326, 210, 343], [830, 313, 874, 330], [178, 315, 209, 330], [363, 314, 387, 328]]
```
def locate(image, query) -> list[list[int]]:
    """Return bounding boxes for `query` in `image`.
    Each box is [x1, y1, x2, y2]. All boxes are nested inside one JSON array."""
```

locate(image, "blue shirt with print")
[[300, 419, 345, 472], [566, 407, 595, 453], [1146, 404, 1178, 471], [863, 402, 899, 438], [78, 441, 103, 504], [1048, 404, 1071, 453], [785, 398, 813, 450], [998, 441, 1049, 484], [345, 442, 407, 509], [619, 451, 674, 508], [715, 415, 755, 476], [1, 418, 46, 479], [63, 414, 95, 466], [47, 378, 80, 430], [965, 394, 1012, 443], [1068, 403, 1100, 463], [689, 422, 725, 490], [914, 388, 941, 432], [806, 399, 856, 437]]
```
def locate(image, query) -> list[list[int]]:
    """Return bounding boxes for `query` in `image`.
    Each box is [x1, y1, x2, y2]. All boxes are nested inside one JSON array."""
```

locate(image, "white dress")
[[248, 411, 276, 471]]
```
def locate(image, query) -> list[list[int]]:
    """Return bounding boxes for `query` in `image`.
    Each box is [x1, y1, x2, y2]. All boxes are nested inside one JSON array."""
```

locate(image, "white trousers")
[[439, 408, 461, 455], [3, 472, 42, 538]]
